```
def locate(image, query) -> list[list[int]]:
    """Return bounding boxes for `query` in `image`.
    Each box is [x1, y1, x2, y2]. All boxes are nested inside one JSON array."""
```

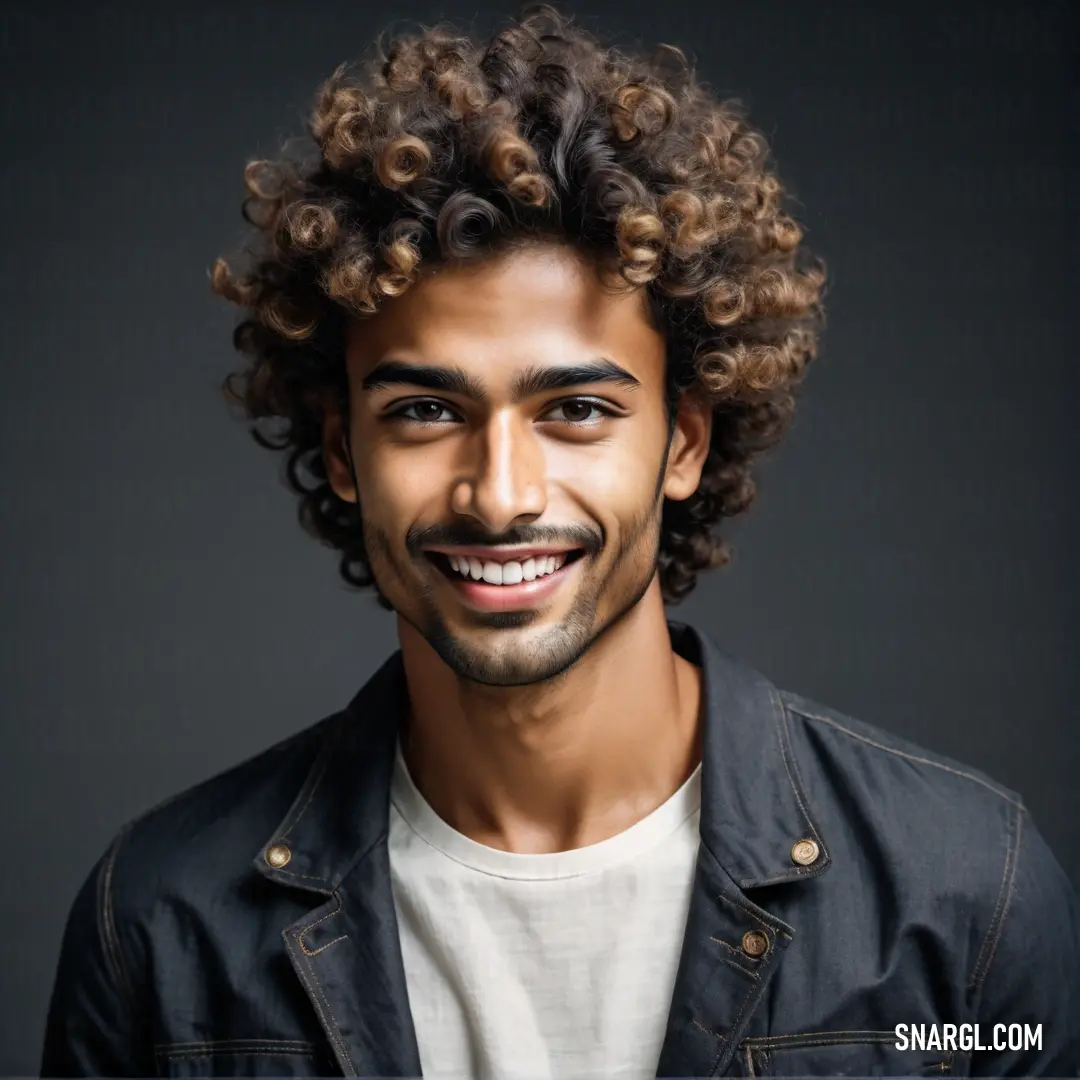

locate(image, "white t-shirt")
[[387, 739, 702, 1080]]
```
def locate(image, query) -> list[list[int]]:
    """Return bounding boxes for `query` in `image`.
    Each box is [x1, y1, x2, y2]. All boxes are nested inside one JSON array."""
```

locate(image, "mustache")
[[405, 522, 604, 558]]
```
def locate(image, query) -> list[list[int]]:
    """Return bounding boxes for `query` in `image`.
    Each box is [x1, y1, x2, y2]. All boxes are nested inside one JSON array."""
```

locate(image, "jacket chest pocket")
[[154, 1040, 338, 1077], [738, 1031, 957, 1077]]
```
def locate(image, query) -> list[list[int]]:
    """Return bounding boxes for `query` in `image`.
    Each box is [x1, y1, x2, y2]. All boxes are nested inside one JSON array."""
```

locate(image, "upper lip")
[[423, 545, 581, 561]]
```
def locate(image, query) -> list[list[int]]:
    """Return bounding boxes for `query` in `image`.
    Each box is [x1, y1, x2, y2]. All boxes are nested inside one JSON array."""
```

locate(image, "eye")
[[387, 399, 461, 424], [542, 398, 617, 424], [384, 396, 619, 428]]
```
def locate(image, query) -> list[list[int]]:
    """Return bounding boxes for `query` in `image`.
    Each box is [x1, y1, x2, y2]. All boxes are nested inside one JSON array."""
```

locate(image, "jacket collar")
[[671, 620, 832, 888], [254, 619, 831, 895], [253, 646, 407, 895]]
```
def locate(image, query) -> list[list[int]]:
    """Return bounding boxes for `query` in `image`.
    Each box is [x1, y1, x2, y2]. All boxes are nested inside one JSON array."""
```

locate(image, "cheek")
[[357, 442, 448, 523], [546, 428, 663, 505]]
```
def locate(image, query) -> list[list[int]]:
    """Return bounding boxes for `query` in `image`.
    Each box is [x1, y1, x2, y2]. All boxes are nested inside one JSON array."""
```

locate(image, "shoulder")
[[101, 710, 339, 922], [778, 689, 1080, 998], [44, 711, 348, 1070], [760, 685, 1079, 1061], [777, 689, 1025, 930], [779, 687, 1024, 815]]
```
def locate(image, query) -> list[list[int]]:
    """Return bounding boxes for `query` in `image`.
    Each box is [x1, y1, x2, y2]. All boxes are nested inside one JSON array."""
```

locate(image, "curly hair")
[[210, 6, 827, 608]]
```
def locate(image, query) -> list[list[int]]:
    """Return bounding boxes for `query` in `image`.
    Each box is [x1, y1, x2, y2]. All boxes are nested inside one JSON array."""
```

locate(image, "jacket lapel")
[[283, 843, 422, 1077], [255, 651, 421, 1076], [656, 624, 833, 1077]]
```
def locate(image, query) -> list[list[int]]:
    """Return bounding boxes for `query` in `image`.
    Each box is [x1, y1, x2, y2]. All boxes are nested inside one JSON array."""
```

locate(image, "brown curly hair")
[[210, 6, 827, 609]]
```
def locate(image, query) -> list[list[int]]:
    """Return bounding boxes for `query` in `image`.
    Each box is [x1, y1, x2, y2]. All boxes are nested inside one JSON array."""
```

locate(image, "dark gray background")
[[2, 0, 1077, 1072]]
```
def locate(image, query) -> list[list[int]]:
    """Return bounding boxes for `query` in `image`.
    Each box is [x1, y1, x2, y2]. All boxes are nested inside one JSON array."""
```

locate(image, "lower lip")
[[434, 556, 582, 612]]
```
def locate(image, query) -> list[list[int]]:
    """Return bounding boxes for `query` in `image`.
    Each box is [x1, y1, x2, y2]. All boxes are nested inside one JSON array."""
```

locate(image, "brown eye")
[[414, 401, 445, 421], [544, 398, 615, 424], [560, 400, 594, 422], [389, 399, 460, 424]]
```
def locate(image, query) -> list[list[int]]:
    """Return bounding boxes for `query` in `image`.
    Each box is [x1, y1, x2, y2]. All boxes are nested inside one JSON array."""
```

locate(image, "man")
[[42, 9, 1079, 1078]]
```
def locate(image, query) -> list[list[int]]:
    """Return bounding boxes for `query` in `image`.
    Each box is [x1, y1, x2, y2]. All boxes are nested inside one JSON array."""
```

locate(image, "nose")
[[450, 410, 547, 532]]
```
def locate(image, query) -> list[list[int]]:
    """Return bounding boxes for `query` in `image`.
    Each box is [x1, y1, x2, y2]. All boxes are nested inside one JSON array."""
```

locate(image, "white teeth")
[[443, 552, 573, 585]]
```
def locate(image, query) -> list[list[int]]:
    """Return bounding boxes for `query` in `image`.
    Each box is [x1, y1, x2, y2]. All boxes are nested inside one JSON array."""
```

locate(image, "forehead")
[[345, 243, 665, 379]]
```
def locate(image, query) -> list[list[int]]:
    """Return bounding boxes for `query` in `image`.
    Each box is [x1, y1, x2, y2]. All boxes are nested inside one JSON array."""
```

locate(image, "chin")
[[425, 616, 596, 687]]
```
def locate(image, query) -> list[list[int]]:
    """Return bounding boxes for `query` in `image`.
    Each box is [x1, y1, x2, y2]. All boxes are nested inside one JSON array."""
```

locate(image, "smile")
[[448, 552, 570, 585], [423, 549, 586, 611]]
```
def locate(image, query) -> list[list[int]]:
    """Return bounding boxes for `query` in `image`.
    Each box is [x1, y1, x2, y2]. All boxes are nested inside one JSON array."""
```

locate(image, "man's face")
[[325, 242, 709, 686]]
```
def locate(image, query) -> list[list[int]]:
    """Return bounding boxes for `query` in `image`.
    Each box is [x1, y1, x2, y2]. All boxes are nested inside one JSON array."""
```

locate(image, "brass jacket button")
[[742, 930, 770, 957], [791, 838, 820, 866], [265, 843, 292, 868]]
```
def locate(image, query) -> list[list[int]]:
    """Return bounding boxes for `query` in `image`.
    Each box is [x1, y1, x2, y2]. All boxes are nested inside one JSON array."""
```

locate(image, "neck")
[[395, 581, 703, 854]]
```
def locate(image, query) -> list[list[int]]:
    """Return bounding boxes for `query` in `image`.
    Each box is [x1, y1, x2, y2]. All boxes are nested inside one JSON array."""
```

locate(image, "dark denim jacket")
[[42, 622, 1080, 1077]]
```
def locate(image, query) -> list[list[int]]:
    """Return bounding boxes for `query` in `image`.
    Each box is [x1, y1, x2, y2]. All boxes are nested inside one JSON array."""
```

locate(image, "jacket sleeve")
[[40, 831, 151, 1077], [971, 807, 1080, 1076]]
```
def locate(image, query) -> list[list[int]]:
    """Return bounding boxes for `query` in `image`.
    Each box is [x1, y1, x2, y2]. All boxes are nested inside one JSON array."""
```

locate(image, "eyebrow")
[[360, 358, 641, 403]]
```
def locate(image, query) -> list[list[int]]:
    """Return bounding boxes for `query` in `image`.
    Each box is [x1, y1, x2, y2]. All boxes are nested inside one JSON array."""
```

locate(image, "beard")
[[363, 494, 664, 688]]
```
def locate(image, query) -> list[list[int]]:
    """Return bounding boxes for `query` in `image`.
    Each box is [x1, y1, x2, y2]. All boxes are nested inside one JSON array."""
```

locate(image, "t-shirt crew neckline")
[[390, 736, 703, 881]]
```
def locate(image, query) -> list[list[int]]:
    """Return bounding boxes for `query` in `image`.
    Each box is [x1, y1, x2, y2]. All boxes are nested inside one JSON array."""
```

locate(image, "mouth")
[[423, 548, 587, 611]]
